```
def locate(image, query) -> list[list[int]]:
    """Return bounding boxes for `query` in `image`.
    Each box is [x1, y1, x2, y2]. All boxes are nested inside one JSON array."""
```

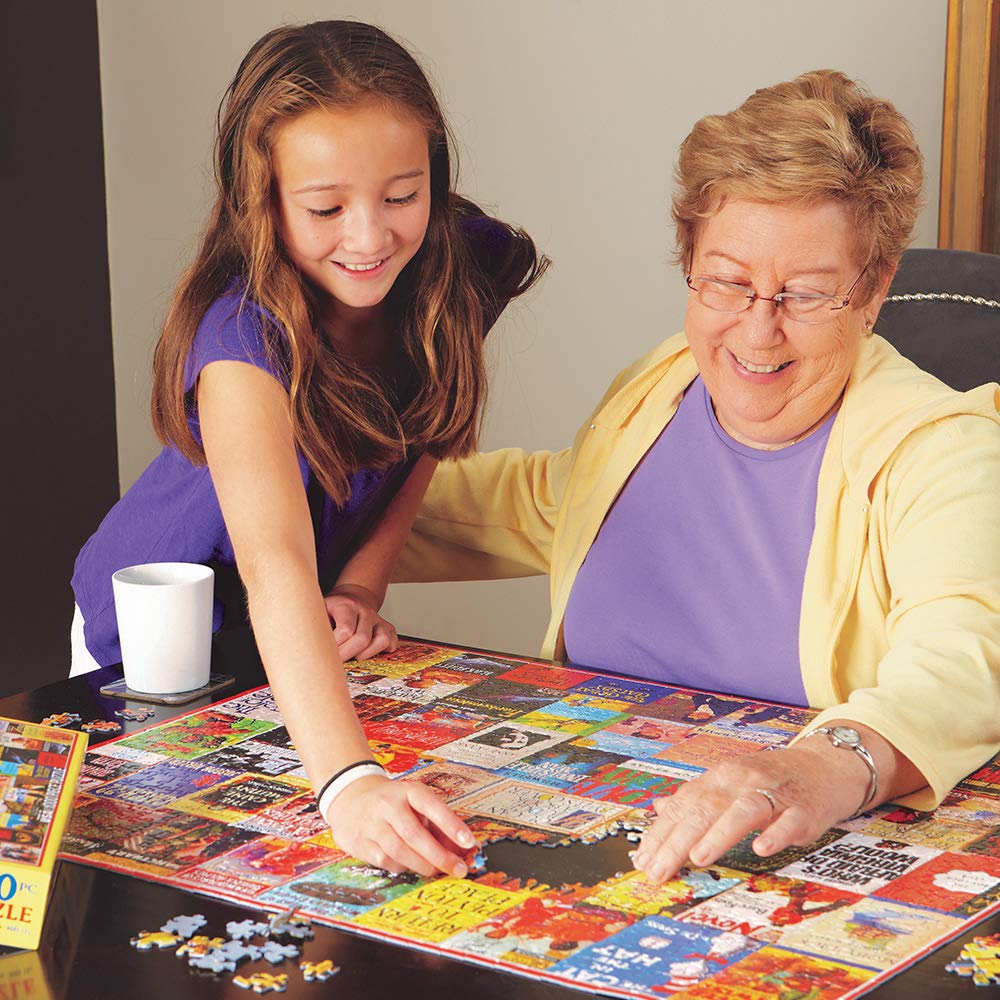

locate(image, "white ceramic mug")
[[111, 562, 215, 693]]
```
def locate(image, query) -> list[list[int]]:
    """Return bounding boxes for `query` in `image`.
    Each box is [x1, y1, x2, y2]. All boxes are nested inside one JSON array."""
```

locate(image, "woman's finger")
[[687, 788, 777, 868], [752, 800, 824, 857], [634, 791, 724, 882]]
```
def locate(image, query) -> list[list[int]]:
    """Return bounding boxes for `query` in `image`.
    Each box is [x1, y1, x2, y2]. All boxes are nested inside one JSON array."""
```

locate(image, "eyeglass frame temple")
[[828, 266, 868, 311]]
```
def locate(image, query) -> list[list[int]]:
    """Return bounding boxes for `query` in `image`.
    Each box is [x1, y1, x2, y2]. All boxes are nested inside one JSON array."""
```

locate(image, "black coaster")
[[99, 672, 236, 705]]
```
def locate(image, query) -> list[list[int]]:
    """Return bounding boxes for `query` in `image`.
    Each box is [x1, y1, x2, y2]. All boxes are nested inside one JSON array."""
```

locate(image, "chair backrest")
[[875, 248, 1000, 391]]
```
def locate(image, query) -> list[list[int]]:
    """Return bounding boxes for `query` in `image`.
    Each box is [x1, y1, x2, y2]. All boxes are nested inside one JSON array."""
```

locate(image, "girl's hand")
[[632, 738, 872, 884], [325, 773, 477, 878], [324, 584, 398, 661]]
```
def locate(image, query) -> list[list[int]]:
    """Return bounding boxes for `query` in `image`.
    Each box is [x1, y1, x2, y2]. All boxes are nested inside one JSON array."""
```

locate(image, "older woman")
[[395, 71, 1000, 882]]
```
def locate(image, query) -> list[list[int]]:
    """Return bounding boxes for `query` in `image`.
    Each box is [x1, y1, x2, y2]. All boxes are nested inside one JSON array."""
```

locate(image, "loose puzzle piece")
[[160, 913, 207, 939], [115, 708, 156, 722], [947, 932, 1000, 987], [300, 959, 339, 982], [227, 918, 271, 941], [260, 941, 300, 965], [187, 950, 236, 974], [41, 712, 81, 728], [217, 940, 263, 963], [82, 720, 123, 734], [130, 930, 183, 951], [232, 971, 289, 993], [176, 935, 227, 958], [267, 910, 313, 940]]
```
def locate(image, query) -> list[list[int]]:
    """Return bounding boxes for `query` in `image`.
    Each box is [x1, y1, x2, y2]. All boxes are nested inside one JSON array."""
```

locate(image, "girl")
[[71, 20, 546, 878]]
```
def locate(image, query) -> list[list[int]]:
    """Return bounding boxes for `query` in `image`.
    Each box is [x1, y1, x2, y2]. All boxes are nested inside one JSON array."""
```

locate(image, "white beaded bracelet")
[[317, 761, 388, 822]]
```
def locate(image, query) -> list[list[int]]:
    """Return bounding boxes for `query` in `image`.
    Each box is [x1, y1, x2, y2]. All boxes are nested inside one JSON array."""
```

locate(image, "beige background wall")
[[97, 0, 947, 657]]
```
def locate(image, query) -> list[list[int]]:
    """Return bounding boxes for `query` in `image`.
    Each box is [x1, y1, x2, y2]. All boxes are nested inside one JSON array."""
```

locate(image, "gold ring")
[[754, 787, 778, 812]]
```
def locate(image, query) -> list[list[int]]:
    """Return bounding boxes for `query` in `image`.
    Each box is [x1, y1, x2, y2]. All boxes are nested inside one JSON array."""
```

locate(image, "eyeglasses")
[[686, 268, 867, 325]]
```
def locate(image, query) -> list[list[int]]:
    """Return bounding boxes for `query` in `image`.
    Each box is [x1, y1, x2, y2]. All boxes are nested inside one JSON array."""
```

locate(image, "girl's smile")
[[331, 256, 392, 278]]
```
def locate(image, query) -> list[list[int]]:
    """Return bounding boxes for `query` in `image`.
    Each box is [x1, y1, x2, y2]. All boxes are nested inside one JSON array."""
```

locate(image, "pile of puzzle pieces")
[[130, 909, 338, 992], [946, 932, 1000, 987]]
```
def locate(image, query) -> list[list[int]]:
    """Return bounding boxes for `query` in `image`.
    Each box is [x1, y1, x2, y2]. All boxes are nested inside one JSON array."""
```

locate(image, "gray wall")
[[97, 0, 947, 658]]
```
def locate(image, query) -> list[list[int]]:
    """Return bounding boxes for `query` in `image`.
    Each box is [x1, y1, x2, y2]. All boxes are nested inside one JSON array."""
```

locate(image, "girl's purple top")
[[73, 213, 517, 667], [563, 377, 836, 706], [72, 290, 413, 666]]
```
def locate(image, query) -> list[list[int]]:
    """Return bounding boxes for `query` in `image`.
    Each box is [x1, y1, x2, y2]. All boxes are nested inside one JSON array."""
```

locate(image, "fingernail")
[[646, 863, 665, 883], [633, 851, 648, 869], [457, 830, 476, 848], [754, 838, 772, 856], [452, 862, 468, 878]]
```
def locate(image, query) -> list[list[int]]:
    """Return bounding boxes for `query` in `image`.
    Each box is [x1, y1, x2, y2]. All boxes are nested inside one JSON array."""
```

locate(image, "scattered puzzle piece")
[[227, 918, 270, 941], [115, 707, 155, 721], [130, 930, 182, 951], [81, 719, 123, 733], [177, 935, 227, 958], [260, 941, 299, 965], [267, 910, 313, 941], [187, 950, 236, 974], [216, 940, 263, 963], [946, 932, 1000, 987], [232, 971, 288, 993], [300, 959, 339, 982], [41, 712, 80, 728], [160, 914, 207, 939]]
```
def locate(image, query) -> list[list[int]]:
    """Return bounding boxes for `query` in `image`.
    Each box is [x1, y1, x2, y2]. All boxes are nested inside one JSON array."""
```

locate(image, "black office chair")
[[875, 248, 1000, 391]]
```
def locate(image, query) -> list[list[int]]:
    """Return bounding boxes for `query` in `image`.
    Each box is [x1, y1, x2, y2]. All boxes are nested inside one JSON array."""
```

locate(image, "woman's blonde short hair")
[[672, 70, 924, 301]]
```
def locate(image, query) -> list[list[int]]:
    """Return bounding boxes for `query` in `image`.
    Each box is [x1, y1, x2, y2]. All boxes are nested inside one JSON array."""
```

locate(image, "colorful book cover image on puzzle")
[[59, 641, 1000, 998], [0, 717, 88, 949]]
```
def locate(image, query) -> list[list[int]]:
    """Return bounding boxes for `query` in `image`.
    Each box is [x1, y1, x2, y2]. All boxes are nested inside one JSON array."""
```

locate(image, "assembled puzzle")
[[60, 641, 1000, 997]]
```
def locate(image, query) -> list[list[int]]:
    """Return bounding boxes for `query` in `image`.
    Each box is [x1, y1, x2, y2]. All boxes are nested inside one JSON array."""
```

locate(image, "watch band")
[[809, 726, 879, 817]]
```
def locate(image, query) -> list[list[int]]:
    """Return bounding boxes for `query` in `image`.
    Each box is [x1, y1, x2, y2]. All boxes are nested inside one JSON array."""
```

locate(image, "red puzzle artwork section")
[[60, 641, 1000, 998]]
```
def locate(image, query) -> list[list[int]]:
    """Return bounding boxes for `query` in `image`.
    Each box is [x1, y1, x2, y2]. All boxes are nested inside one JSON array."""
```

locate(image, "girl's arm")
[[198, 360, 474, 876], [323, 453, 438, 662]]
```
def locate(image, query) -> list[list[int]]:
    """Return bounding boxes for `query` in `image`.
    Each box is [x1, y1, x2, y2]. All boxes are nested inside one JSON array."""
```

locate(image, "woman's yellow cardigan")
[[396, 334, 1000, 809]]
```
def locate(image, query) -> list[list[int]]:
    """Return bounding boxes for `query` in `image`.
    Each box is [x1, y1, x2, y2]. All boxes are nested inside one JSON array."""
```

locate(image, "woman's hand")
[[633, 733, 877, 884], [325, 773, 477, 878], [324, 584, 398, 661]]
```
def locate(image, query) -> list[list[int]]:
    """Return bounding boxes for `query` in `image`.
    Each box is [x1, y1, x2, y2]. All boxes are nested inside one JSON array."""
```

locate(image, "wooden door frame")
[[939, 0, 1000, 252]]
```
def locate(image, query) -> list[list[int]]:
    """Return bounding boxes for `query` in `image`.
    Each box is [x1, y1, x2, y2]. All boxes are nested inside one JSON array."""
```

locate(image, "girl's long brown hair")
[[152, 20, 546, 505]]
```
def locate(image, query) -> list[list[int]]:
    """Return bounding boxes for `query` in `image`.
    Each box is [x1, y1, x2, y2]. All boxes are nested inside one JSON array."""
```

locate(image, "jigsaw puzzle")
[[62, 640, 1000, 998], [947, 931, 1000, 987]]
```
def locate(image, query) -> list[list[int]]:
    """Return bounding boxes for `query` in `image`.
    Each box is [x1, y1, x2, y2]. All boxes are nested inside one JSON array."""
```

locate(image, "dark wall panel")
[[1, 4, 119, 693]]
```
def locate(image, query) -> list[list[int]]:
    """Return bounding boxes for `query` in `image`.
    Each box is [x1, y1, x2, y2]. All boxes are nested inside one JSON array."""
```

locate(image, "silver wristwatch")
[[809, 726, 879, 817]]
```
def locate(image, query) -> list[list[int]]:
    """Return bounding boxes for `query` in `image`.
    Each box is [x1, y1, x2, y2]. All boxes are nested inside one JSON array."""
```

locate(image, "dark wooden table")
[[1, 627, 994, 998]]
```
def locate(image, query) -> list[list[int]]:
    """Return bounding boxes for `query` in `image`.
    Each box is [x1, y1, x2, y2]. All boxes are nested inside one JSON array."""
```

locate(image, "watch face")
[[831, 726, 861, 747]]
